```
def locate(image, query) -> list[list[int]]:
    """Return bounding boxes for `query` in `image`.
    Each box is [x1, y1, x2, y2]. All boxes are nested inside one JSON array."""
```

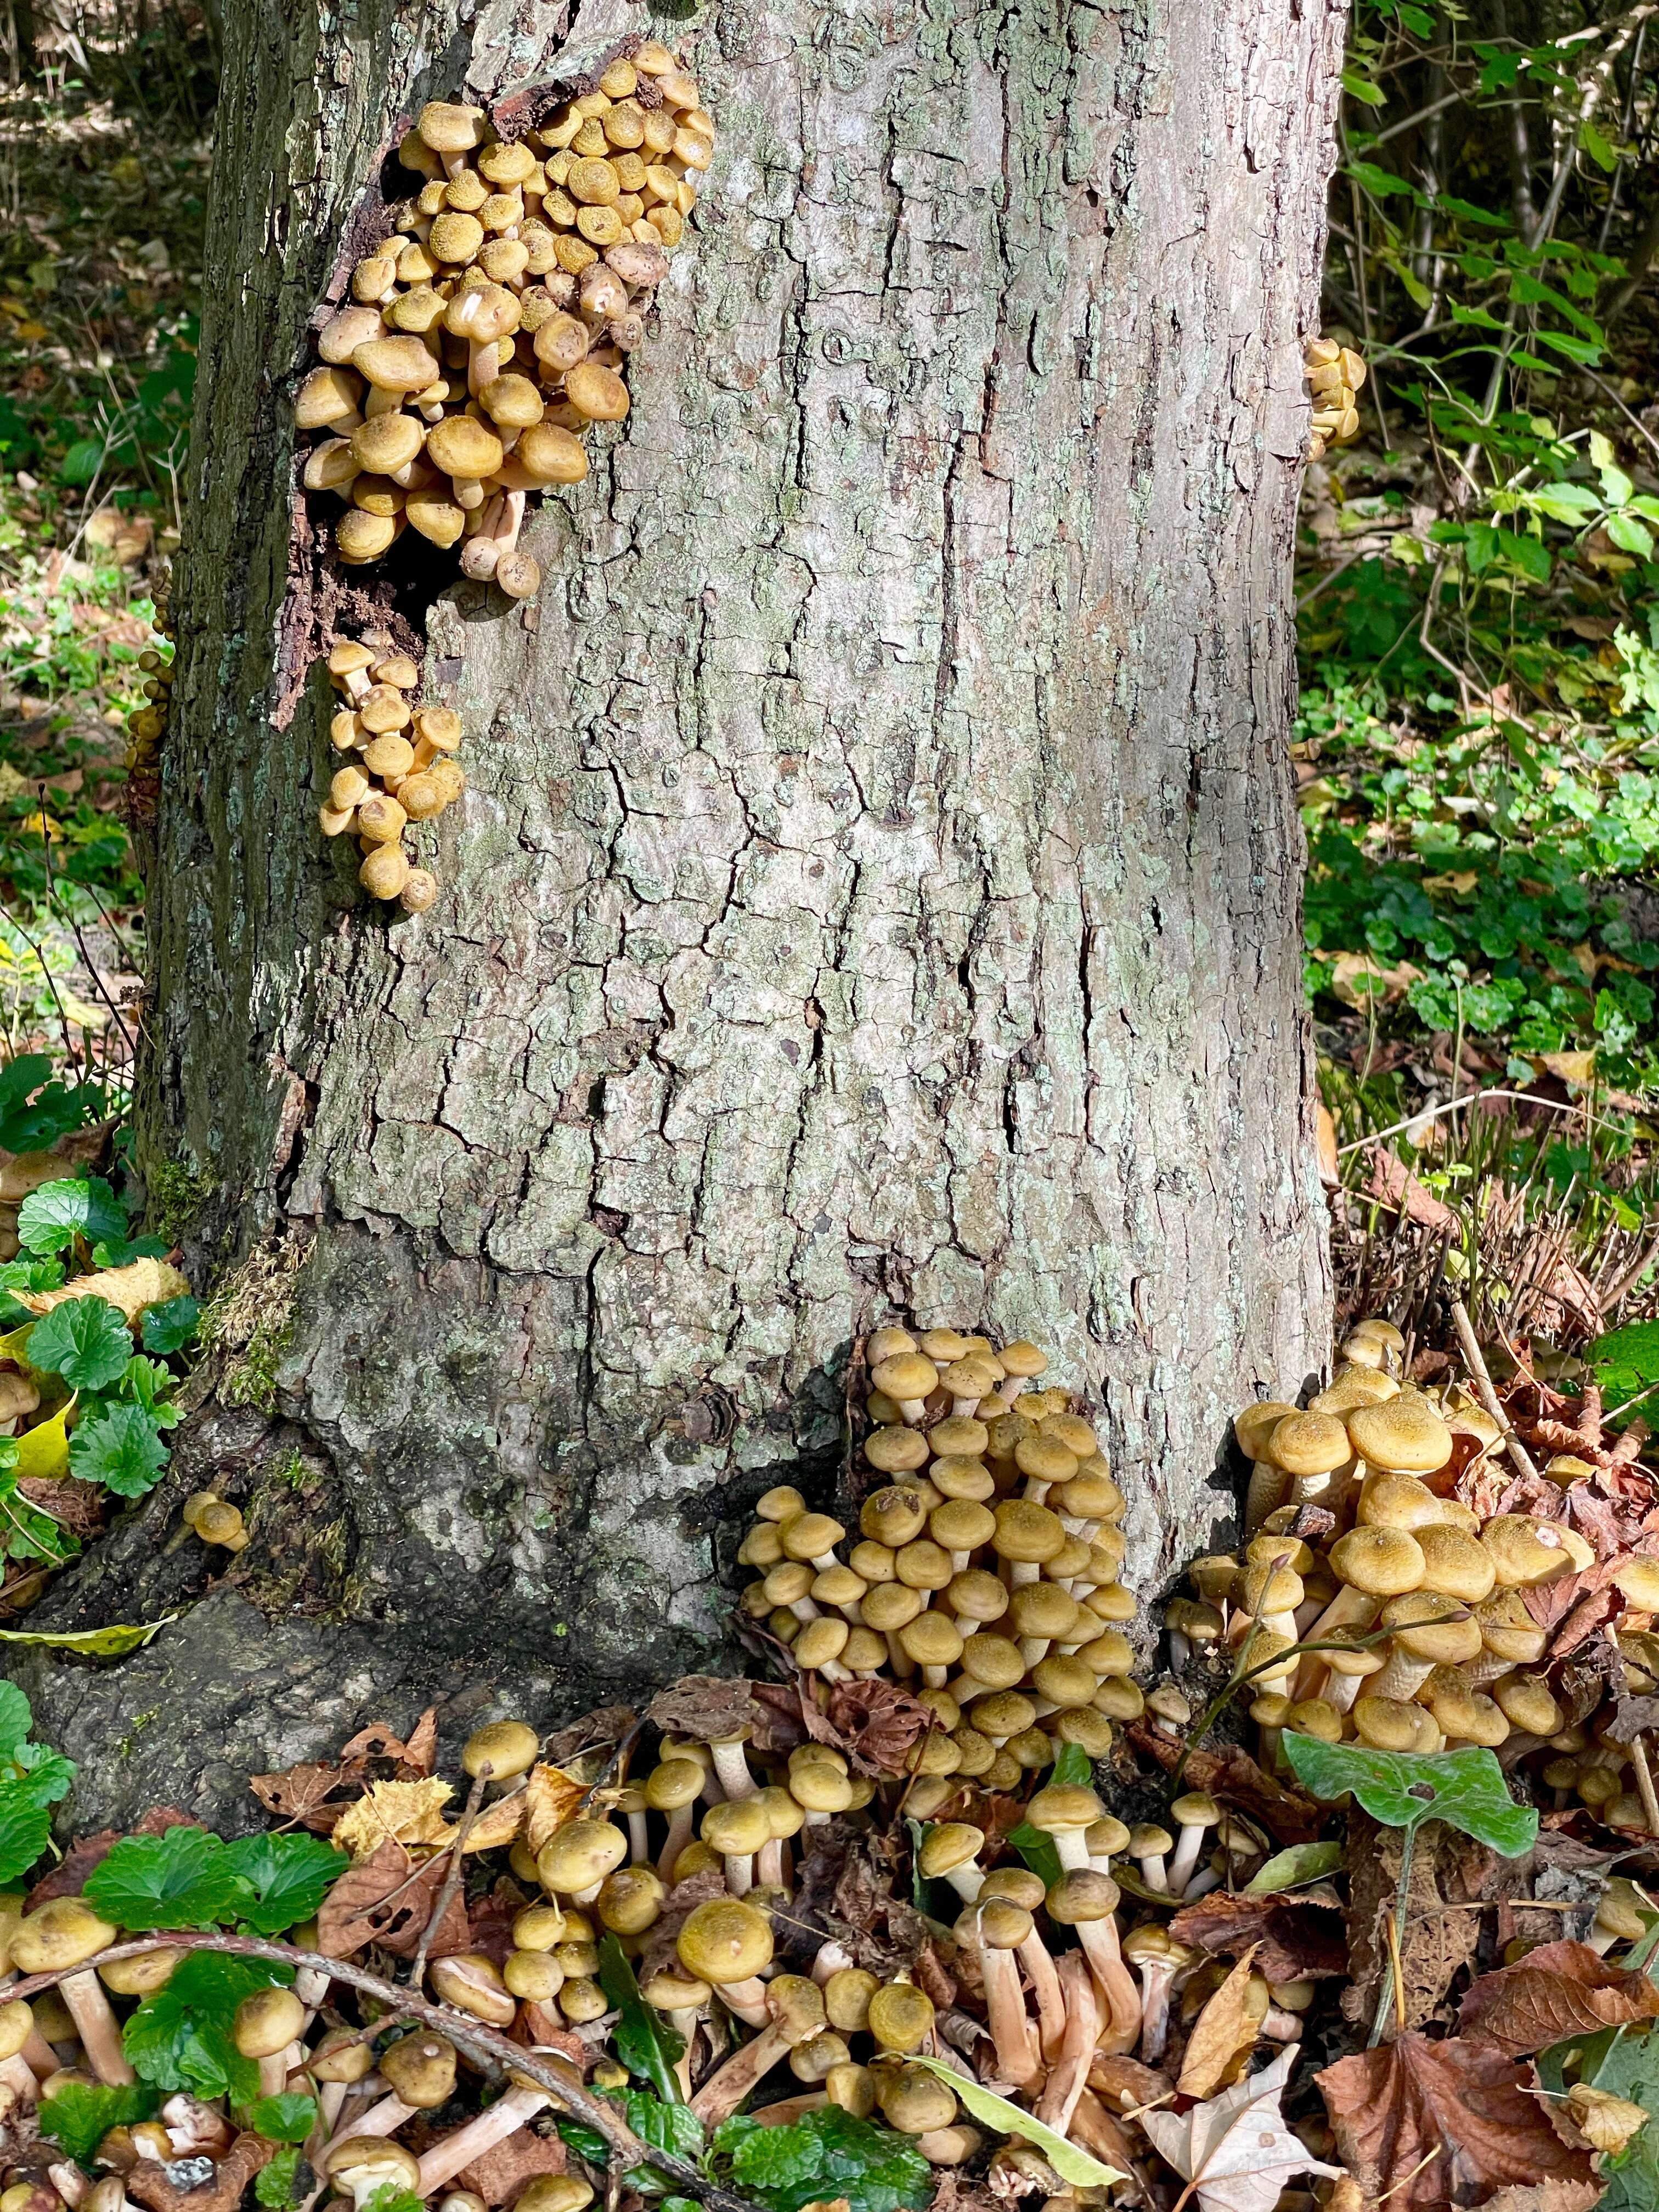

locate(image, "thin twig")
[[408, 1767, 487, 1996], [4, 1932, 771, 2212], [1451, 1298, 1541, 1480], [1630, 1734, 1659, 1838]]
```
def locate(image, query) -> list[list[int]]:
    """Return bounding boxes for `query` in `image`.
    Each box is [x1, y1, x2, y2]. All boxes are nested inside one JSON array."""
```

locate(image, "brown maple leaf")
[[403, 1706, 439, 1775], [1177, 1948, 1262, 2100], [249, 1755, 369, 1834], [1458, 1939, 1659, 2056], [1169, 1893, 1348, 1983], [1317, 2033, 1595, 2209], [316, 1837, 469, 1960]]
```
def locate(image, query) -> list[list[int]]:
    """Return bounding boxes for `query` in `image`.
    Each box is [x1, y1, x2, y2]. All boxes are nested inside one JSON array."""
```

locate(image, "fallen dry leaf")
[[1142, 2045, 1341, 2212], [645, 1674, 760, 1747], [1458, 1939, 1659, 2056], [122, 2134, 275, 2212], [316, 1837, 469, 1960], [461, 1793, 525, 1853], [17, 1256, 190, 1323], [1087, 2051, 1175, 2114], [1362, 1145, 1456, 1232], [333, 1777, 455, 1859], [1126, 1724, 1322, 1843], [820, 1677, 934, 1776], [1170, 1894, 1348, 1982], [1478, 2186, 1601, 2212], [26, 1807, 195, 1908], [1317, 2033, 1595, 2210], [249, 1756, 365, 1835], [523, 1763, 588, 1856], [542, 1702, 637, 1768], [402, 1707, 439, 1775], [458, 2123, 567, 2204], [1178, 1948, 1262, 2100]]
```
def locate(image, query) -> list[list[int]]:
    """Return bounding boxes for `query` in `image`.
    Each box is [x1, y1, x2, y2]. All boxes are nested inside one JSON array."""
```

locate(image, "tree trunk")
[[16, 0, 1346, 1825]]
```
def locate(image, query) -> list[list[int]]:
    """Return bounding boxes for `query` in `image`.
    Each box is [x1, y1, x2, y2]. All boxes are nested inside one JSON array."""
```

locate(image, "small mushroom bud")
[[195, 1500, 247, 1550], [400, 870, 439, 916]]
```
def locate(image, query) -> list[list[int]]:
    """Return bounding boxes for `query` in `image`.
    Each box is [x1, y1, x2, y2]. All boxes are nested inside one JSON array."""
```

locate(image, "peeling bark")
[[15, 0, 1346, 1824]]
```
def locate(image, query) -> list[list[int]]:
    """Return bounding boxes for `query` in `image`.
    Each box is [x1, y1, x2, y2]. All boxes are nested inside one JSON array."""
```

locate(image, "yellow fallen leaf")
[[14, 322, 48, 343], [462, 1793, 526, 1853], [523, 1762, 588, 1855], [14, 1398, 72, 1480], [1537, 1051, 1596, 1087], [333, 1777, 454, 1860], [1421, 870, 1480, 895], [1177, 1946, 1261, 2100], [19, 1256, 190, 1325]]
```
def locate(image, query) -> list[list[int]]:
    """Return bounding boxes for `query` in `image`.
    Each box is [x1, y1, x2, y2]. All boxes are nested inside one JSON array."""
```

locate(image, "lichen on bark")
[[13, 0, 1349, 1826]]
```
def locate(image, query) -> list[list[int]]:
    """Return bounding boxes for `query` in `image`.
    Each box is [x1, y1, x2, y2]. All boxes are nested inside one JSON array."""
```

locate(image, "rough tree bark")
[[17, 0, 1347, 1822]]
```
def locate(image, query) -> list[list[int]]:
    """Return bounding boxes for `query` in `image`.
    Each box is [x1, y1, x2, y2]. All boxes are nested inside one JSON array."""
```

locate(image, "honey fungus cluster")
[[295, 48, 715, 596], [321, 639, 463, 910], [1305, 336, 1366, 460]]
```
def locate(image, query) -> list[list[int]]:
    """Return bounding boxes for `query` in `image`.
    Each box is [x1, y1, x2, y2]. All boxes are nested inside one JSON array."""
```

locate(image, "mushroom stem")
[[0, 2051, 37, 2106], [1034, 1956, 1098, 2136], [1017, 1930, 1068, 2065], [61, 1970, 136, 2085], [709, 1742, 758, 1801], [1137, 1962, 1180, 2064], [718, 1976, 770, 2029], [688, 2025, 789, 2124], [657, 1804, 696, 1880], [627, 1812, 651, 1864], [1166, 1822, 1211, 1896], [971, 1928, 1039, 2089], [47, 2164, 87, 2209], [415, 2084, 550, 2195], [342, 2090, 419, 2138]]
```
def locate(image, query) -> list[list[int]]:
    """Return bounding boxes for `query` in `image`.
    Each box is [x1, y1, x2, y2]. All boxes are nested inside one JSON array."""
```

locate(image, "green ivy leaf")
[[0, 1787, 53, 1886], [1282, 1735, 1538, 1855], [27, 1296, 133, 1391], [599, 1931, 685, 2102], [0, 1680, 32, 1758], [556, 2120, 612, 2164], [221, 1833, 347, 1937], [69, 1401, 170, 1498], [85, 1826, 252, 1931], [16, 1178, 127, 1260], [0, 1055, 88, 1156], [359, 2187, 424, 2212], [1244, 1841, 1347, 1895], [140, 1297, 200, 1356], [91, 1235, 168, 1271], [119, 1357, 183, 1426], [714, 2107, 934, 2212], [242, 2092, 319, 2145], [254, 2146, 302, 2208], [0, 1462, 77, 1570], [621, 2088, 705, 2187], [1607, 511, 1656, 560], [39, 2079, 161, 2165], [123, 1950, 294, 2101]]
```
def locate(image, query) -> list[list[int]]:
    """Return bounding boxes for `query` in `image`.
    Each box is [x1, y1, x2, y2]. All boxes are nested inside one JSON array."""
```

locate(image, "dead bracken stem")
[[1450, 1298, 1542, 1480], [4, 1931, 772, 2212]]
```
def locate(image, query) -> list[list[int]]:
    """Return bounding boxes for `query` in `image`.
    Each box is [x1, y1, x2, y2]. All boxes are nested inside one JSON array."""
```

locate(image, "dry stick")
[[36, 794, 138, 1069], [1450, 1299, 1541, 1482], [408, 1767, 487, 1997], [5, 1932, 771, 2212]]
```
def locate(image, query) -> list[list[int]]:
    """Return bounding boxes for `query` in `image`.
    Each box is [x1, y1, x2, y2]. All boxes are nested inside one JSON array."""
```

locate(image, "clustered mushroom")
[[1178, 1313, 1659, 1826], [736, 1324, 1143, 1792], [320, 639, 459, 911], [123, 609, 174, 783], [1305, 336, 1365, 461], [295, 50, 715, 595]]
